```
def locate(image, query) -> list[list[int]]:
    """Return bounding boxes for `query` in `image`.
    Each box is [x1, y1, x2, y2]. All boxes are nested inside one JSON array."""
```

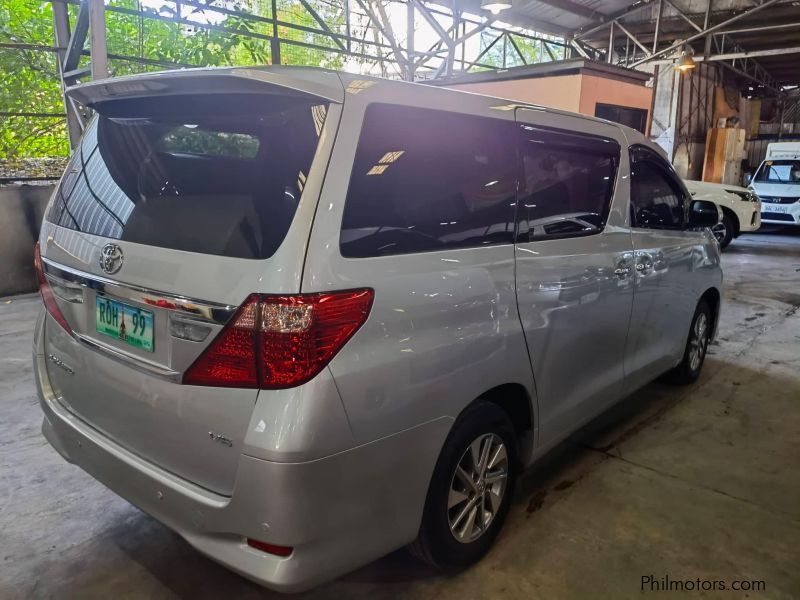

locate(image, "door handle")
[[614, 266, 632, 277], [635, 252, 654, 274]]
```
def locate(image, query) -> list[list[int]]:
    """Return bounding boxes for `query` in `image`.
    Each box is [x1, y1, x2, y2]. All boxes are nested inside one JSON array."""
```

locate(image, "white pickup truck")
[[684, 180, 761, 249]]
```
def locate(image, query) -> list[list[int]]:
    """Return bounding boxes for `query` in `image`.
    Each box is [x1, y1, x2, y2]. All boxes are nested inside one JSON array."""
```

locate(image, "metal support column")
[[271, 0, 281, 64], [88, 0, 108, 79], [51, 2, 82, 147], [407, 1, 415, 81], [703, 0, 713, 57], [446, 1, 458, 76], [652, 0, 662, 53], [345, 0, 351, 52], [668, 67, 682, 161]]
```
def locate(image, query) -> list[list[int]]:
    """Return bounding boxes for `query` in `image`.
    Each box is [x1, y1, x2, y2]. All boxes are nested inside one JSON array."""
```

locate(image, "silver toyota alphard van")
[[34, 66, 722, 592]]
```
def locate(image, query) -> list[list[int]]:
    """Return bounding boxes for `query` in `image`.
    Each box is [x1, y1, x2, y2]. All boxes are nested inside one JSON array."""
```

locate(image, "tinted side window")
[[340, 104, 517, 258], [517, 126, 619, 241], [630, 160, 686, 229]]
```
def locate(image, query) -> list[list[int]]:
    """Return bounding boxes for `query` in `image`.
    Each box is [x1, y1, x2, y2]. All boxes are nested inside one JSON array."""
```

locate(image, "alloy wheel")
[[711, 222, 727, 245], [447, 433, 509, 544], [688, 312, 709, 372]]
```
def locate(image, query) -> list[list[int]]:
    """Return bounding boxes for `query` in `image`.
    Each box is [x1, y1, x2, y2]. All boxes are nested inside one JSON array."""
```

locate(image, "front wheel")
[[665, 300, 712, 384], [712, 213, 734, 250], [409, 401, 517, 568]]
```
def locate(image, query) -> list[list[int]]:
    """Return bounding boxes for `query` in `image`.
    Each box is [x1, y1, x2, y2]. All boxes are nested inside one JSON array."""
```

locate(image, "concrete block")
[[0, 184, 54, 296]]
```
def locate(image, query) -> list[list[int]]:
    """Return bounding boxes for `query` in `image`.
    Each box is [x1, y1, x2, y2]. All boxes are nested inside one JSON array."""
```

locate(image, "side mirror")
[[688, 200, 719, 228], [743, 172, 753, 185]]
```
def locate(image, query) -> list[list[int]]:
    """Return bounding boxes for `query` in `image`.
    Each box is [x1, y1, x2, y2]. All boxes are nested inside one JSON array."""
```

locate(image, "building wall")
[[650, 65, 678, 158], [446, 74, 583, 112], [446, 73, 652, 126], [651, 63, 722, 180], [577, 74, 652, 118]]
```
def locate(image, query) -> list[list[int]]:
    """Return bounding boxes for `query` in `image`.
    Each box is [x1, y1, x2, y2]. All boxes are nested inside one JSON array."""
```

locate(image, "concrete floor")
[[2, 228, 799, 599]]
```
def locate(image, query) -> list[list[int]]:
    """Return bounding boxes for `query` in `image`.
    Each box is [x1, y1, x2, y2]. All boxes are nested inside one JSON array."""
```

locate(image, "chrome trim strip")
[[74, 333, 182, 381], [41, 257, 236, 325]]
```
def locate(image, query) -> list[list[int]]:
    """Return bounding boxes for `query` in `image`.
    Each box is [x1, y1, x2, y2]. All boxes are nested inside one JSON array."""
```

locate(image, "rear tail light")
[[184, 289, 373, 389], [246, 538, 293, 557], [34, 242, 72, 334]]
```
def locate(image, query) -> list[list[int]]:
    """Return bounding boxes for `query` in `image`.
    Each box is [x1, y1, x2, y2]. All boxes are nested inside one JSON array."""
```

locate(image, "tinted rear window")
[[340, 104, 517, 258], [47, 94, 328, 259]]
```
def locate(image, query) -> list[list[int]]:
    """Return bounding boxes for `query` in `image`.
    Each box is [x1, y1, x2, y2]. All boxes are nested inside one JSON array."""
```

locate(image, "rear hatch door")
[[40, 68, 342, 495]]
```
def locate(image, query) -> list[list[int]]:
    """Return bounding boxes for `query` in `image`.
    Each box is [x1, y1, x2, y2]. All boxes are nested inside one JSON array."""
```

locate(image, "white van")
[[751, 142, 800, 225]]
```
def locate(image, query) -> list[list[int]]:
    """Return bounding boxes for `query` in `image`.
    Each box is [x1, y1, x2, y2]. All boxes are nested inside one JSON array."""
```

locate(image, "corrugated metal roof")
[[424, 0, 800, 86], [513, 0, 633, 33], [424, 0, 622, 36]]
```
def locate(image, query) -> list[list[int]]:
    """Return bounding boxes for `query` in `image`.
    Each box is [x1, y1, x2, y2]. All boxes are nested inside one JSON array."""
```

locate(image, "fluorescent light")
[[481, 0, 512, 14]]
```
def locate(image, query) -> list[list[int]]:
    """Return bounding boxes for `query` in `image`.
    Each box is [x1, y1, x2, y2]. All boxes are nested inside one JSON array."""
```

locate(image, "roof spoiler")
[[66, 66, 345, 108]]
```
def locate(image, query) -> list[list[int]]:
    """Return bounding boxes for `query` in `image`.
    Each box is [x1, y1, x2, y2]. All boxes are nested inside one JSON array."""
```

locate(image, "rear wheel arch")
[[410, 399, 518, 567], [475, 383, 532, 431], [461, 383, 534, 469]]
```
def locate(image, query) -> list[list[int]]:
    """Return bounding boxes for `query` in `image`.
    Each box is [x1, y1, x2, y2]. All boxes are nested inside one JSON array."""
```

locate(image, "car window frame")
[[515, 123, 621, 244], [754, 159, 800, 184], [628, 144, 690, 231]]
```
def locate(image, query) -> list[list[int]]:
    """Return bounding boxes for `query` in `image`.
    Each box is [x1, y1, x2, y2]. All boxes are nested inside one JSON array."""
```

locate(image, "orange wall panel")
[[446, 75, 583, 112], [446, 73, 652, 124], [577, 74, 653, 118]]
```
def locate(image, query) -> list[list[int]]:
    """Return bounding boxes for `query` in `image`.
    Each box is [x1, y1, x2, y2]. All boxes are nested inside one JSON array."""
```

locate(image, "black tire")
[[409, 401, 517, 569], [665, 300, 712, 385], [712, 213, 735, 250]]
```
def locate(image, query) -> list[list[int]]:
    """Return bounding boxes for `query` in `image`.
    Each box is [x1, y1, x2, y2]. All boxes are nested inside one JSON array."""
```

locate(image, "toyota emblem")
[[99, 243, 124, 275]]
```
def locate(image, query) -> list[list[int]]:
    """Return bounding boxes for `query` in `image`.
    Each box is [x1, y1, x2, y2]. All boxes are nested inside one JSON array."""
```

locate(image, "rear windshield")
[[47, 94, 328, 259], [755, 159, 800, 184]]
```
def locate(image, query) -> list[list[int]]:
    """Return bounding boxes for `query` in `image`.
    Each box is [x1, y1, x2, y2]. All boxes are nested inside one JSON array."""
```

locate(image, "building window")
[[595, 103, 648, 134]]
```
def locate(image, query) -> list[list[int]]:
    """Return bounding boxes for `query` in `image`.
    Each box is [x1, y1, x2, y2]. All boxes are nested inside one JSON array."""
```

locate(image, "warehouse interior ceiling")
[[429, 0, 800, 91], [12, 0, 800, 154]]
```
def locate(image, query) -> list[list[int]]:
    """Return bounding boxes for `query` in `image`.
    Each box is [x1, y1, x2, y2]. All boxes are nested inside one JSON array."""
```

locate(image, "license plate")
[[95, 297, 154, 352], [763, 204, 788, 214]]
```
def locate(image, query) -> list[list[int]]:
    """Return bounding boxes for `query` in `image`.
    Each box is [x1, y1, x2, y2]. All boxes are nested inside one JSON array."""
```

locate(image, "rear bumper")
[[34, 318, 451, 592]]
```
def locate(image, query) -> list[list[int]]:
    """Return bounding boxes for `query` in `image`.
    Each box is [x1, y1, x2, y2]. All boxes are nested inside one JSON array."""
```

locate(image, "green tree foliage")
[[0, 1, 69, 158], [1, 0, 349, 159]]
